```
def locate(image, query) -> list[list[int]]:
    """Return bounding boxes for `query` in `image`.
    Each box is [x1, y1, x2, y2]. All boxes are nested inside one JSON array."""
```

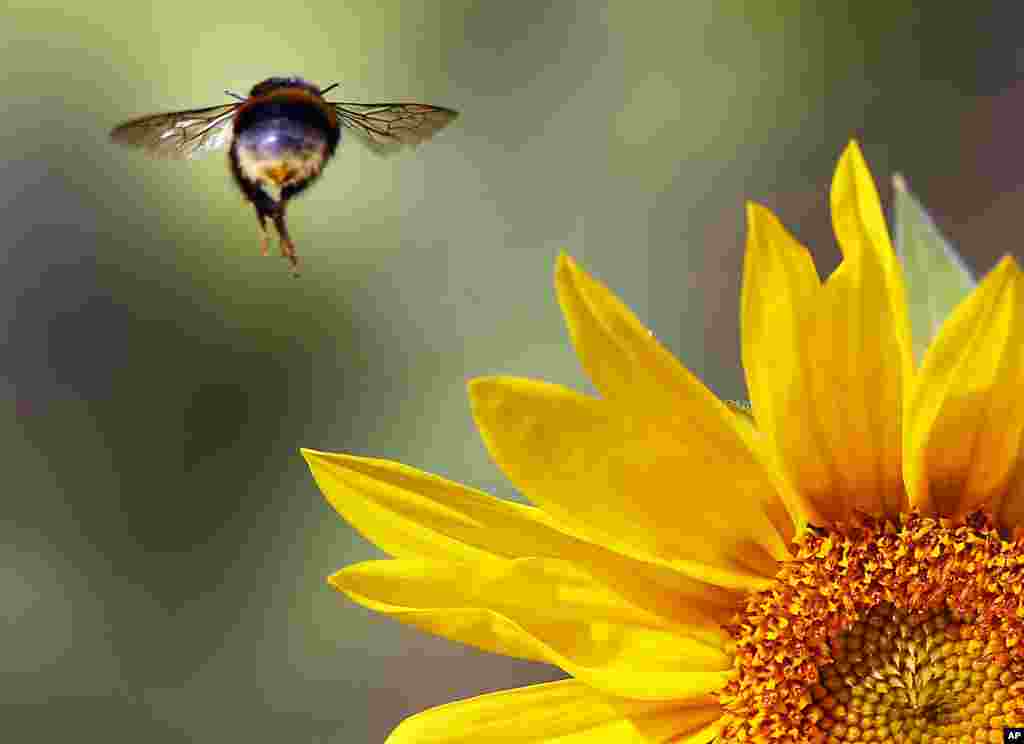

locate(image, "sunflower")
[[303, 142, 1024, 743]]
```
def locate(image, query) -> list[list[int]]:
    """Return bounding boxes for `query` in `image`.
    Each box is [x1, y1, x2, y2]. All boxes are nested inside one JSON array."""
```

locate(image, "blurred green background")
[[3, 1, 1023, 741]]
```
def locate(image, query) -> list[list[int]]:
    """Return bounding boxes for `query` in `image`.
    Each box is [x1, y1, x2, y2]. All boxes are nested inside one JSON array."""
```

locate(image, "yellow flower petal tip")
[[299, 446, 325, 465], [466, 376, 529, 431], [834, 140, 871, 188], [997, 252, 1021, 274], [300, 447, 338, 482], [554, 251, 578, 273], [299, 447, 360, 509], [744, 199, 771, 218], [743, 200, 810, 259], [300, 447, 359, 476], [553, 252, 585, 296], [832, 140, 900, 266], [465, 374, 499, 399], [840, 138, 865, 162], [743, 202, 763, 246], [979, 253, 1020, 286]]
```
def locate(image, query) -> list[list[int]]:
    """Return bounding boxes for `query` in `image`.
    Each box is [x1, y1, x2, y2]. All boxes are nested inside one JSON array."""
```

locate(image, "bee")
[[110, 76, 458, 271]]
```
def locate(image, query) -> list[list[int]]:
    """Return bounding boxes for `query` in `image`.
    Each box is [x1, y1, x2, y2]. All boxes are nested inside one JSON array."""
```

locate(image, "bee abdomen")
[[234, 117, 329, 190], [235, 117, 327, 159]]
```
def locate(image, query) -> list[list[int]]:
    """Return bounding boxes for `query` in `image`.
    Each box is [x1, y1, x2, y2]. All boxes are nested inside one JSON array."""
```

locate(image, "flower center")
[[717, 512, 1024, 743], [813, 604, 1019, 743]]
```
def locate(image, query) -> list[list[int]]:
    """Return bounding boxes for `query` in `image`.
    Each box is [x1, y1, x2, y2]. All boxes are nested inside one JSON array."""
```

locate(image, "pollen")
[[265, 163, 297, 185], [717, 512, 1024, 743]]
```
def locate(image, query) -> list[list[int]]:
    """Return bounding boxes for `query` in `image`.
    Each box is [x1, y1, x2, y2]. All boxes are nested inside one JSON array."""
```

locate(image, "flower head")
[[304, 142, 1024, 743]]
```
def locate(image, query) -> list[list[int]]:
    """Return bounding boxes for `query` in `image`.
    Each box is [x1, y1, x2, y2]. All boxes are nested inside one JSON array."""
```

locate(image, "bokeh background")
[[3, 1, 1023, 741]]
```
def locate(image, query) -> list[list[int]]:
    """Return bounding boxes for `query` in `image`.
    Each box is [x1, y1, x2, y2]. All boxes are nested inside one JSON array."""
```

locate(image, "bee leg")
[[270, 204, 299, 273], [255, 210, 270, 256], [273, 181, 320, 273], [241, 183, 279, 260]]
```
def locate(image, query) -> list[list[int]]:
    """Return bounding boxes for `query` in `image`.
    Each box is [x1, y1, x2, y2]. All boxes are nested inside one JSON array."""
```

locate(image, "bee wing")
[[109, 104, 239, 160], [331, 101, 458, 155]]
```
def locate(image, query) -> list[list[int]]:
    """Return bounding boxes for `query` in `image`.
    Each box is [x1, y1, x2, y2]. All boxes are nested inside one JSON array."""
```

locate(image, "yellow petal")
[[743, 142, 912, 524], [334, 558, 731, 700], [741, 202, 828, 527], [468, 376, 788, 589], [387, 679, 723, 744], [302, 449, 740, 633], [905, 256, 1024, 520], [555, 254, 802, 544], [822, 142, 913, 517]]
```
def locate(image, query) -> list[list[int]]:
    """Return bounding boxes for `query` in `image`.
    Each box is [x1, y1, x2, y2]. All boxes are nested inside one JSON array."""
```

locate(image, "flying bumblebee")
[[110, 76, 458, 271]]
